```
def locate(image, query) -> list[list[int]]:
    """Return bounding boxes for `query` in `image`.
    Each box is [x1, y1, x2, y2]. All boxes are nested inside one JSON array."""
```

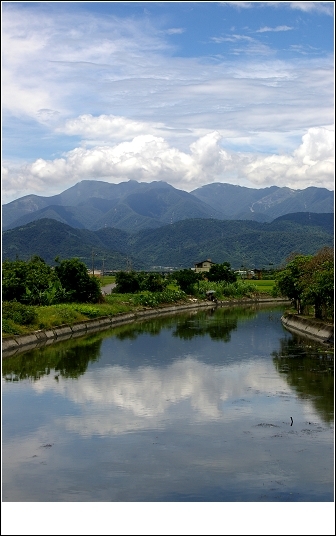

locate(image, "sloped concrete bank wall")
[[281, 313, 334, 344], [2, 298, 290, 359]]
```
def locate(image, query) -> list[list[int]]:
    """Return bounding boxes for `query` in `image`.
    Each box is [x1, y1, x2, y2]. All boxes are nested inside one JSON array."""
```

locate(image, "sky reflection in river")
[[2, 305, 334, 505]]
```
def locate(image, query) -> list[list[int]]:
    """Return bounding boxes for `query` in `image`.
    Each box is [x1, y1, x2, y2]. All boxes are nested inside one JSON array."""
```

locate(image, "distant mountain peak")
[[2, 179, 334, 233]]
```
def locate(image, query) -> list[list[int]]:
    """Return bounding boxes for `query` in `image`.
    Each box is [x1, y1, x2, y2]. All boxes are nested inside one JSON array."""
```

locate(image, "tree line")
[[274, 247, 334, 321], [114, 262, 237, 295], [2, 251, 333, 322], [2, 256, 238, 306]]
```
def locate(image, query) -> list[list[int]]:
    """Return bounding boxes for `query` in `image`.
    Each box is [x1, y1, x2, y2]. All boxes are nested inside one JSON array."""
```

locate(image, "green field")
[[96, 275, 116, 286], [252, 280, 275, 294], [96, 276, 275, 293]]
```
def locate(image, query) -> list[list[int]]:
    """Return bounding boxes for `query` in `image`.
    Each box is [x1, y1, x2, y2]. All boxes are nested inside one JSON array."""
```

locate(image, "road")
[[101, 283, 116, 294]]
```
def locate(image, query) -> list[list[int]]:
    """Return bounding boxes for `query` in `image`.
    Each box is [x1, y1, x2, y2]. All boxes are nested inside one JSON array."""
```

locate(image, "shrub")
[[72, 305, 101, 318], [133, 289, 187, 307], [2, 301, 37, 325], [2, 319, 25, 335], [197, 280, 258, 299]]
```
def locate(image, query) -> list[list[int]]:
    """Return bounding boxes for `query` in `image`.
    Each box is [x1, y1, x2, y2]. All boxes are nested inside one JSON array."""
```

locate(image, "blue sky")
[[2, 1, 334, 203]]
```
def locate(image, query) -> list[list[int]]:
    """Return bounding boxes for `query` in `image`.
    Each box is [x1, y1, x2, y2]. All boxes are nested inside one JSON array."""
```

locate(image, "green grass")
[[2, 297, 142, 337], [2, 291, 188, 337], [97, 275, 116, 286], [2, 281, 276, 338], [251, 280, 275, 294]]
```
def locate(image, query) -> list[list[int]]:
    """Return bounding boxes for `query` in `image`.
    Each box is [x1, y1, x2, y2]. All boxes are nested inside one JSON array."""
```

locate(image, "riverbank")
[[281, 312, 334, 345], [2, 297, 290, 358]]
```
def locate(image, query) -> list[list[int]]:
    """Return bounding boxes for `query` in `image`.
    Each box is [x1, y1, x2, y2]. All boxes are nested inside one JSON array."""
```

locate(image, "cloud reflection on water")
[[30, 356, 294, 437]]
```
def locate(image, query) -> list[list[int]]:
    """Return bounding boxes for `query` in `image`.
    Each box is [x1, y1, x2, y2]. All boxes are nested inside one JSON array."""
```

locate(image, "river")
[[2, 304, 334, 507]]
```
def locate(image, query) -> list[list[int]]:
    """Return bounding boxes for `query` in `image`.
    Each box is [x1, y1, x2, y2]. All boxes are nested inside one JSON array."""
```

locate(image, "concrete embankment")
[[281, 313, 334, 344], [2, 298, 290, 359]]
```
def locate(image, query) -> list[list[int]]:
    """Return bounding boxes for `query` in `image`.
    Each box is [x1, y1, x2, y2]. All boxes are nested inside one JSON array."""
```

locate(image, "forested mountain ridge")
[[2, 179, 333, 232], [2, 180, 223, 232], [191, 183, 334, 222], [2, 213, 333, 271]]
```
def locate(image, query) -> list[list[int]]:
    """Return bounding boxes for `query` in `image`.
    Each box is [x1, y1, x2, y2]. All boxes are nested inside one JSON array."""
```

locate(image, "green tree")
[[138, 272, 167, 292], [114, 271, 140, 293], [274, 254, 312, 313], [301, 248, 334, 320], [2, 256, 60, 305], [207, 262, 237, 283], [2, 259, 28, 302], [173, 269, 202, 295], [274, 248, 334, 319], [55, 258, 102, 303]]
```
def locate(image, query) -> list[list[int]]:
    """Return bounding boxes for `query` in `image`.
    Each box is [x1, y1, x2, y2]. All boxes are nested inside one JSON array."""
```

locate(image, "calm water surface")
[[2, 305, 334, 502]]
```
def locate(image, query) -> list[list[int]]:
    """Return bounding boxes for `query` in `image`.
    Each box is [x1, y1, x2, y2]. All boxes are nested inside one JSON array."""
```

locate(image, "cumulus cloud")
[[2, 126, 334, 201], [243, 126, 334, 188]]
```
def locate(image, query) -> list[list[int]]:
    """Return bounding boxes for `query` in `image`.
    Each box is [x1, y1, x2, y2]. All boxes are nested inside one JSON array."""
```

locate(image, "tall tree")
[[55, 258, 102, 303]]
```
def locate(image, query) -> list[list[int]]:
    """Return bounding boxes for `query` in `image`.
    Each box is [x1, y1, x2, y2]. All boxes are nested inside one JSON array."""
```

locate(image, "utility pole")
[[92, 249, 95, 276]]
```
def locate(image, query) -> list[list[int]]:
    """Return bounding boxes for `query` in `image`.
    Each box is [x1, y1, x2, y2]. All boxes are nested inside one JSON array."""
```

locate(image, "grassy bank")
[[2, 281, 275, 338], [2, 290, 188, 337]]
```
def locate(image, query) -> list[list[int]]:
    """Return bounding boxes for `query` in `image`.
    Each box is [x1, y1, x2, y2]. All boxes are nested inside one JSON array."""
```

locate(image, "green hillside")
[[2, 214, 333, 271]]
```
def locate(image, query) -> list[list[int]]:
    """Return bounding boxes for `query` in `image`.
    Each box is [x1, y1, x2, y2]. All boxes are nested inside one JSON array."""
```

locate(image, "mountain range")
[[2, 213, 333, 271], [2, 179, 334, 233]]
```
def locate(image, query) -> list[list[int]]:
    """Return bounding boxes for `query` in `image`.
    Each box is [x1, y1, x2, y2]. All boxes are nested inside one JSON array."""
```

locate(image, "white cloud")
[[58, 114, 175, 145], [211, 34, 255, 43], [256, 26, 293, 33], [221, 2, 254, 9], [287, 2, 334, 15], [242, 126, 334, 188], [224, 2, 334, 16], [2, 126, 333, 202], [164, 28, 185, 35], [1, 6, 173, 121]]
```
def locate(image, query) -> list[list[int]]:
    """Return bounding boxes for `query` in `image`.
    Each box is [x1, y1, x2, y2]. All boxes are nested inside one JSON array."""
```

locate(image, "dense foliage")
[[55, 258, 102, 303], [274, 247, 334, 320], [114, 271, 167, 293], [169, 269, 202, 295], [2, 255, 64, 305], [2, 301, 37, 324], [207, 262, 237, 283], [132, 289, 187, 307], [2, 256, 101, 305], [198, 280, 258, 300]]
